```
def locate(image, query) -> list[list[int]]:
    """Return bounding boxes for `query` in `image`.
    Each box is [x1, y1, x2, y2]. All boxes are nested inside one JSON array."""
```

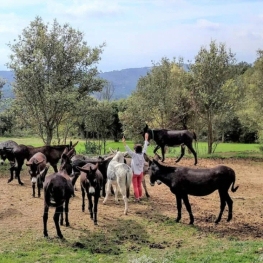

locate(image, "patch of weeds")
[[128, 254, 170, 263]]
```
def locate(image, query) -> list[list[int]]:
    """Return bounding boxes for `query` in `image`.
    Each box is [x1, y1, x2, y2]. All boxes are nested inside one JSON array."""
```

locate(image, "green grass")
[[0, 218, 262, 263], [1, 136, 263, 159]]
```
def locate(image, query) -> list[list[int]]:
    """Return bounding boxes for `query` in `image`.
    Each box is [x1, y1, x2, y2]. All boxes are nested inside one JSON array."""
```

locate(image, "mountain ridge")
[[0, 67, 151, 99]]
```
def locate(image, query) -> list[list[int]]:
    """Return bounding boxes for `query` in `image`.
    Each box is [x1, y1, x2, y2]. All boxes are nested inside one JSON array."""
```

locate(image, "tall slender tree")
[[190, 40, 236, 153]]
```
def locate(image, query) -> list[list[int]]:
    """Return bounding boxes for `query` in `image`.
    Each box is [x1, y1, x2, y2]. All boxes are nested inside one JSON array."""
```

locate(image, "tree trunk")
[[207, 113, 213, 154], [46, 127, 53, 146]]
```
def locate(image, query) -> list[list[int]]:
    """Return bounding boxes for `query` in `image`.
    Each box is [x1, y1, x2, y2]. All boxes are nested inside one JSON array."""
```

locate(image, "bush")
[[84, 141, 101, 155]]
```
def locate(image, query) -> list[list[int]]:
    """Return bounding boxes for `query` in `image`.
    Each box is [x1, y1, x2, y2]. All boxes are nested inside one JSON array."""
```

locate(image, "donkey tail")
[[192, 131, 197, 141], [231, 178, 239, 192]]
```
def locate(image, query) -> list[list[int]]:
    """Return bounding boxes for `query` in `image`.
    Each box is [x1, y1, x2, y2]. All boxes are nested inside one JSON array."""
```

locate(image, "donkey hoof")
[[7, 179, 12, 183], [19, 182, 24, 186], [66, 223, 70, 227], [94, 222, 98, 225]]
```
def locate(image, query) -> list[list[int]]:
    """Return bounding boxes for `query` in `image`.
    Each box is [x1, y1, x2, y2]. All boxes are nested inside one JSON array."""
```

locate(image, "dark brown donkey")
[[77, 163, 103, 225], [149, 158, 238, 224], [43, 146, 78, 239], [141, 124, 197, 165], [26, 152, 50, 197], [4, 141, 78, 185]]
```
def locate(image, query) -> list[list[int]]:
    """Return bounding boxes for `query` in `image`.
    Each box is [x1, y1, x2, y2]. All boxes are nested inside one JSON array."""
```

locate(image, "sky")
[[0, 0, 263, 73]]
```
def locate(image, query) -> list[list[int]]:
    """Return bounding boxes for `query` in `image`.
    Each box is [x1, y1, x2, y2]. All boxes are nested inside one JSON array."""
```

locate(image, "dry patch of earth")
[[0, 158, 262, 245]]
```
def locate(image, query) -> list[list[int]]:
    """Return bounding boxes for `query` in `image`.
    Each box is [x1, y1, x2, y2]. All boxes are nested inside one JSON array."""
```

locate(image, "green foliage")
[[190, 40, 237, 154], [120, 57, 193, 139], [83, 140, 101, 155], [6, 16, 105, 145]]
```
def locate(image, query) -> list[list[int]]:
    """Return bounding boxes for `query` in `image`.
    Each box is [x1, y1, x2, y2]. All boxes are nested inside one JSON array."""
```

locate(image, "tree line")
[[0, 17, 262, 154]]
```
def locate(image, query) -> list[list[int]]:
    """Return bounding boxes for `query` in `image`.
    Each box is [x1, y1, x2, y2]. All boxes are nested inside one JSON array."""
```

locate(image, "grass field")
[[1, 136, 260, 159]]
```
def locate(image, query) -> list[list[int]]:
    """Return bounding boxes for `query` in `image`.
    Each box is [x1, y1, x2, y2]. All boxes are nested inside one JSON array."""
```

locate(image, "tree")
[[0, 78, 6, 100], [7, 17, 105, 145], [190, 40, 236, 154], [83, 100, 114, 154], [97, 81, 115, 101], [120, 57, 194, 139], [237, 50, 263, 143]]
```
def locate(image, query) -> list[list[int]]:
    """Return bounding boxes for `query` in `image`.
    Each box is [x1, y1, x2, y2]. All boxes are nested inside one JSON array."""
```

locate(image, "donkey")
[[0, 140, 18, 165], [103, 151, 133, 215], [43, 145, 78, 239], [25, 152, 50, 198], [5, 141, 78, 185], [124, 157, 150, 198], [149, 157, 238, 224], [109, 148, 150, 197], [141, 124, 197, 165], [77, 163, 103, 225], [72, 154, 115, 197]]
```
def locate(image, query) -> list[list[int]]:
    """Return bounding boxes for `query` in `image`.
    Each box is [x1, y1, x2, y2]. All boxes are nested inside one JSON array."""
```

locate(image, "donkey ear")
[[72, 141, 78, 148], [26, 161, 32, 166], [92, 163, 98, 171]]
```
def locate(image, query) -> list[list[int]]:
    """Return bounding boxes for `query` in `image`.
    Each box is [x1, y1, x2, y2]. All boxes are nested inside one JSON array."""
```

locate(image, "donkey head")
[[77, 163, 99, 195], [60, 146, 76, 175], [140, 124, 153, 141]]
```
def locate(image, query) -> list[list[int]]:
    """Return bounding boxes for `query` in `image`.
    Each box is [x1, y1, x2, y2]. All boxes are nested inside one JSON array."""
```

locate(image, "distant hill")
[[0, 67, 151, 99], [99, 67, 151, 99]]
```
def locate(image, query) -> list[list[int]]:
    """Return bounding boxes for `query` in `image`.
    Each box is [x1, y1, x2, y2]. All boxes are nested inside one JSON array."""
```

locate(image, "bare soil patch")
[[0, 158, 262, 243]]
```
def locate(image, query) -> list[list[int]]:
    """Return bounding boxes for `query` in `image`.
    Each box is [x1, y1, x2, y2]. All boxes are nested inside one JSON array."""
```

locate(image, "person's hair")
[[134, 144, 142, 153]]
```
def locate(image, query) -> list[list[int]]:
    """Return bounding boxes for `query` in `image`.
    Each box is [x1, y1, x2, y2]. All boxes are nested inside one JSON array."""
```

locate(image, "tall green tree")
[[84, 100, 114, 154], [120, 57, 193, 139], [237, 50, 263, 143], [190, 40, 236, 153], [7, 17, 105, 145]]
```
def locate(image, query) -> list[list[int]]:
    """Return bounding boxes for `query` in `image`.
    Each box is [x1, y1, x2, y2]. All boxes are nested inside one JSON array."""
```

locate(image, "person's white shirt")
[[125, 141, 148, 175]]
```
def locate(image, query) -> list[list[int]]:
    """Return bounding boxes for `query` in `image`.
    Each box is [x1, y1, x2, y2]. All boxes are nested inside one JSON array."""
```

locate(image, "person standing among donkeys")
[[122, 133, 149, 202]]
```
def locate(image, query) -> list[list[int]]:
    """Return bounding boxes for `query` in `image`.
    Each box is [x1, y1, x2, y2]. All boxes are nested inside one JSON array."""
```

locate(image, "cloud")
[[196, 19, 220, 31]]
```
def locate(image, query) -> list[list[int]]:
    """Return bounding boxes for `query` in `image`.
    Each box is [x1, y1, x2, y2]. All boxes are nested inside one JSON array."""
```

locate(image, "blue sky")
[[0, 0, 262, 72]]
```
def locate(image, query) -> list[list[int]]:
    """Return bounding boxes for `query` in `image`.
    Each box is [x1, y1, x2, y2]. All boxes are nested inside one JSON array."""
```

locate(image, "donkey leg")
[[187, 144, 198, 165], [43, 205, 49, 237], [215, 190, 227, 224], [175, 145, 185, 164], [225, 192, 233, 222], [54, 206, 64, 238], [114, 184, 119, 203], [37, 183, 41, 198], [160, 146, 166, 162], [153, 146, 161, 160], [64, 200, 70, 227], [175, 194, 182, 222], [93, 195, 99, 225], [103, 180, 111, 205], [7, 166, 15, 183], [81, 186, 86, 212], [119, 185, 128, 215], [32, 183, 36, 197], [16, 166, 24, 185], [60, 206, 64, 226], [182, 194, 194, 224], [88, 194, 93, 220], [142, 175, 150, 198]]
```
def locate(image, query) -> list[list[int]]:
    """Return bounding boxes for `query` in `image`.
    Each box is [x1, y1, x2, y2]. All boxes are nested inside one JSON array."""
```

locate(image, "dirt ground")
[[0, 157, 263, 241]]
